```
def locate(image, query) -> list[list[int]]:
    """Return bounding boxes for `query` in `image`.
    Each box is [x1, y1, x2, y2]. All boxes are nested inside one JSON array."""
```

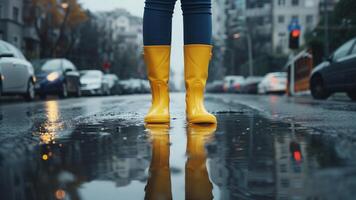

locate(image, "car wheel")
[[310, 76, 330, 100], [59, 82, 68, 99], [347, 91, 356, 101], [39, 94, 46, 100], [24, 80, 35, 101]]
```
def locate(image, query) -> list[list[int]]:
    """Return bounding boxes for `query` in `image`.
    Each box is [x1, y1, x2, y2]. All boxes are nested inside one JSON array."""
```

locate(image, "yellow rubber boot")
[[184, 45, 217, 124], [186, 124, 216, 200], [144, 46, 171, 124]]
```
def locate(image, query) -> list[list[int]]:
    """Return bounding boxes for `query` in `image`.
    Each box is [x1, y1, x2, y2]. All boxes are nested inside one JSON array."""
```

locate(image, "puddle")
[[1, 111, 356, 200]]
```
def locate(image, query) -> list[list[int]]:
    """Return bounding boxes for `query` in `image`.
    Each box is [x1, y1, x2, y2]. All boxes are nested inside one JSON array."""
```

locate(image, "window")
[[278, 0, 286, 6], [333, 39, 355, 61], [278, 15, 285, 23], [6, 42, 25, 59], [351, 44, 356, 55], [63, 60, 76, 71], [291, 15, 299, 22], [292, 0, 299, 6], [13, 7, 19, 22], [306, 15, 313, 24], [0, 41, 10, 54]]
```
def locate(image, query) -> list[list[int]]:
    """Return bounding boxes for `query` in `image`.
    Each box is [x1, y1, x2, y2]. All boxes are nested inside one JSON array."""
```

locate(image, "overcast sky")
[[80, 0, 184, 88]]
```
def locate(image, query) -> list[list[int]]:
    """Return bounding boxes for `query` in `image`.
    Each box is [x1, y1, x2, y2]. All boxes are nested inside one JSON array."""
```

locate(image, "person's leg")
[[181, 0, 216, 124], [181, 0, 212, 45], [143, 0, 177, 123], [143, 0, 177, 45]]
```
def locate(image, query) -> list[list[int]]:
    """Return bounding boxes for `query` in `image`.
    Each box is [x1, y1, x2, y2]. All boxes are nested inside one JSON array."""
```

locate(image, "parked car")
[[118, 79, 149, 94], [223, 76, 245, 93], [258, 72, 287, 94], [310, 38, 356, 101], [103, 74, 120, 95], [32, 59, 81, 99], [118, 79, 133, 94], [0, 40, 36, 101], [140, 80, 151, 94], [241, 76, 263, 94], [206, 80, 224, 93], [80, 70, 110, 96]]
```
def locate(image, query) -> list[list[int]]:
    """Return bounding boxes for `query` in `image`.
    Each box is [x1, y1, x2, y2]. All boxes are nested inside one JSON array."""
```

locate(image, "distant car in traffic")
[[241, 76, 263, 94], [223, 76, 245, 93], [207, 80, 224, 93], [80, 70, 110, 96], [310, 38, 356, 101], [103, 74, 120, 95], [32, 58, 81, 99], [0, 40, 36, 101], [258, 72, 287, 94]]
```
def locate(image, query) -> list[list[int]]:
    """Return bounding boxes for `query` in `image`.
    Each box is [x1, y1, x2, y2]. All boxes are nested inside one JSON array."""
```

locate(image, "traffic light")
[[289, 141, 302, 163], [289, 29, 300, 50]]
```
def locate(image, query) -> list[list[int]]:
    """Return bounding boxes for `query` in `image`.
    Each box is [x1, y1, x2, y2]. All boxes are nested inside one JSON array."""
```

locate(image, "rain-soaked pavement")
[[1, 93, 356, 200]]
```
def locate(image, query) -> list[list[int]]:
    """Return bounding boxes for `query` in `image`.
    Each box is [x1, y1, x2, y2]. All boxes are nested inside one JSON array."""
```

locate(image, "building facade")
[[0, 0, 23, 48]]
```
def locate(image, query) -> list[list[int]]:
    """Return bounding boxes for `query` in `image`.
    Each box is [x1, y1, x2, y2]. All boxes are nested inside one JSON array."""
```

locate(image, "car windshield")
[[80, 71, 101, 78], [32, 59, 62, 73]]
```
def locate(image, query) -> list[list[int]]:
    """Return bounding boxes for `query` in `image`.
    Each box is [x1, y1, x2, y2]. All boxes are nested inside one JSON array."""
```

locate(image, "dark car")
[[32, 58, 81, 99], [310, 38, 356, 101], [241, 76, 263, 94]]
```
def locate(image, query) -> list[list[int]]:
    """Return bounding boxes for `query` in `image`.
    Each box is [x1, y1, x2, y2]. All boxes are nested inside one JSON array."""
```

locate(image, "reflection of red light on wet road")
[[294, 151, 302, 162], [55, 189, 66, 199]]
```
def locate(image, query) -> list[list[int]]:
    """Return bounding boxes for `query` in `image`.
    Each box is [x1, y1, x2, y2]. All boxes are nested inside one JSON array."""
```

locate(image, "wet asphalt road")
[[0, 93, 356, 200]]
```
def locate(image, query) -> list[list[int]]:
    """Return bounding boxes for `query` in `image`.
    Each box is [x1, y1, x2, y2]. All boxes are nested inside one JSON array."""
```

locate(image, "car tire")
[[24, 80, 35, 101], [59, 82, 68, 99], [39, 94, 46, 100], [310, 76, 330, 100], [0, 79, 2, 97], [347, 91, 356, 101]]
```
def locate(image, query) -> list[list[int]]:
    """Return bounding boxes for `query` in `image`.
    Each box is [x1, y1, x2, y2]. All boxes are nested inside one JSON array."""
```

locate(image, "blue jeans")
[[143, 0, 212, 45]]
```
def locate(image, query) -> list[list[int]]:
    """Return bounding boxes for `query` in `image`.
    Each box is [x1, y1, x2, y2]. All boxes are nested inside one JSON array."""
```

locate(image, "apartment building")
[[0, 0, 23, 48]]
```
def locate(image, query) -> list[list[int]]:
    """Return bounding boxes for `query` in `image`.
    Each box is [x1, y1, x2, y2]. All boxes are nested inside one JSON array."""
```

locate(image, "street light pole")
[[246, 33, 254, 77], [323, 0, 330, 58], [233, 31, 254, 77]]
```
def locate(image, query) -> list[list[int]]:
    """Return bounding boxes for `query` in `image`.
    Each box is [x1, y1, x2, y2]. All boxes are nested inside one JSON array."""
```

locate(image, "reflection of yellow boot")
[[144, 46, 171, 124], [186, 124, 217, 200], [184, 45, 217, 124], [145, 124, 172, 200]]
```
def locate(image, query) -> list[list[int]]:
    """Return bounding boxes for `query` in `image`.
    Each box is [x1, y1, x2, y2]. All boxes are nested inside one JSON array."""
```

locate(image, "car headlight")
[[47, 72, 60, 82]]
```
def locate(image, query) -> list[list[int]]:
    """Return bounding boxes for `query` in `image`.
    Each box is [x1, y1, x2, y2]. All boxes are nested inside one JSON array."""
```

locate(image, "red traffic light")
[[293, 151, 302, 162], [291, 29, 301, 38], [103, 62, 111, 70]]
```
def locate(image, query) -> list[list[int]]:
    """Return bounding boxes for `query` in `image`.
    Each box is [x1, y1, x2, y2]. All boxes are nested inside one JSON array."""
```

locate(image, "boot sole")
[[144, 116, 170, 124], [187, 116, 217, 124]]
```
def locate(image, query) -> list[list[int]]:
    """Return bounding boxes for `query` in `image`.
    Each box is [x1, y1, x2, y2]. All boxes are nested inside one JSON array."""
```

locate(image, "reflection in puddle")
[[186, 124, 216, 200], [38, 101, 63, 144], [145, 124, 172, 200], [1, 111, 356, 200]]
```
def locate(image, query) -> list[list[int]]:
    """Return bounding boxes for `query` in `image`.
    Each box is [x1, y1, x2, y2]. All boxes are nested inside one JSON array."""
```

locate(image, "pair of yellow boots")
[[144, 44, 217, 124]]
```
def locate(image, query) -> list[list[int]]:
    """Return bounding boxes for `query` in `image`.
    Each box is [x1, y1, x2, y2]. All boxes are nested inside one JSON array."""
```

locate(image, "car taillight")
[[234, 84, 241, 90], [223, 85, 228, 91], [271, 77, 279, 86]]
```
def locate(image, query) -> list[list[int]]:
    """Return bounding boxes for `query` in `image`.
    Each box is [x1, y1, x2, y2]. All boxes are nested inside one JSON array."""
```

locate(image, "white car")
[[258, 72, 287, 94], [0, 40, 35, 101], [223, 75, 245, 93], [103, 74, 119, 94], [80, 70, 110, 96]]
